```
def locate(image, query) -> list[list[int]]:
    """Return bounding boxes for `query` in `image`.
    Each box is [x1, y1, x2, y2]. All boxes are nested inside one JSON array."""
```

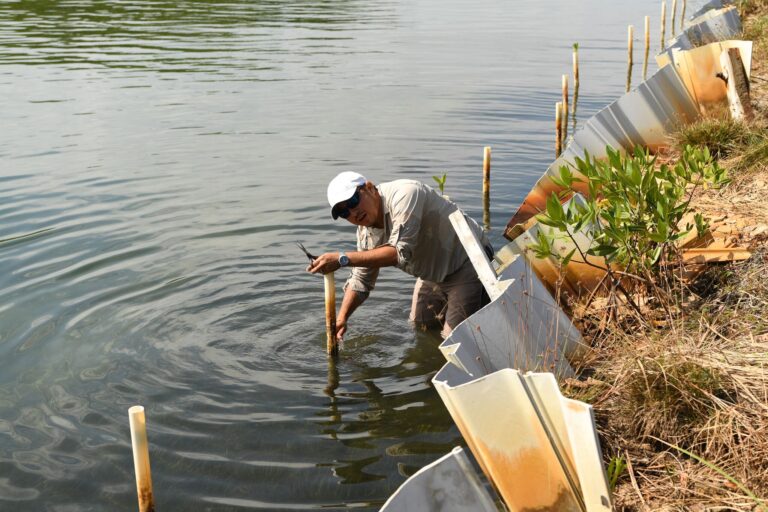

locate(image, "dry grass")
[[567, 249, 768, 510]]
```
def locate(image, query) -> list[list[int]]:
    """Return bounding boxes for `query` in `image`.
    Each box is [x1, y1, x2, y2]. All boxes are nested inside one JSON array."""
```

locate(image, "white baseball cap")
[[327, 171, 367, 219]]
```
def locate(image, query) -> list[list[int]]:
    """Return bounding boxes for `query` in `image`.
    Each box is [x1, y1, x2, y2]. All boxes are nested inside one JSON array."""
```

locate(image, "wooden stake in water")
[[643, 16, 650, 80], [555, 102, 563, 158], [129, 406, 155, 512], [572, 43, 580, 132], [324, 272, 337, 356], [681, 0, 686, 30], [561, 74, 569, 143], [671, 0, 677, 37], [482, 146, 491, 230], [660, 0, 667, 51], [627, 25, 634, 92]]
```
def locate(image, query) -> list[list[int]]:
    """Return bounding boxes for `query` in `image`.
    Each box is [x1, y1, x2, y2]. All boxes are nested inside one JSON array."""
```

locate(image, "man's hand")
[[335, 317, 348, 341], [307, 252, 341, 274]]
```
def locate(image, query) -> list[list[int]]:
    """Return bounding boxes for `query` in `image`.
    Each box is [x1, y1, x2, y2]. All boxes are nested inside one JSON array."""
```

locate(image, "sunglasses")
[[334, 188, 362, 219]]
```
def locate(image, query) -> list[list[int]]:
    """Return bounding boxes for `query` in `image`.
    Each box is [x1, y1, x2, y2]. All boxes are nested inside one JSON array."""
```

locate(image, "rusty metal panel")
[[504, 194, 608, 299], [524, 373, 612, 511], [666, 6, 742, 52], [505, 64, 699, 238], [657, 40, 752, 109], [439, 243, 582, 379], [432, 367, 612, 512], [380, 447, 498, 512]]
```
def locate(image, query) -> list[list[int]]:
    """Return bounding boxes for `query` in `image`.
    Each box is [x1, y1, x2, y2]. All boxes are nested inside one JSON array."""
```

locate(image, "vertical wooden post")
[[643, 16, 650, 81], [572, 43, 579, 132], [129, 406, 155, 512], [660, 1, 667, 51], [324, 273, 337, 356], [627, 25, 634, 92], [561, 75, 569, 143], [482, 146, 491, 231], [555, 102, 563, 158], [671, 0, 677, 37], [681, 0, 686, 30], [720, 48, 754, 121]]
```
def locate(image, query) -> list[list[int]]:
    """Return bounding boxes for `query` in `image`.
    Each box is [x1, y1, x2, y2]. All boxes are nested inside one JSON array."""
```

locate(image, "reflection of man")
[[307, 171, 491, 340]]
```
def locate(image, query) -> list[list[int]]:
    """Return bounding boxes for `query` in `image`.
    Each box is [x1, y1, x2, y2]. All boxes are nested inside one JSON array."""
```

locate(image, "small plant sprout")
[[606, 455, 627, 492], [432, 173, 447, 195]]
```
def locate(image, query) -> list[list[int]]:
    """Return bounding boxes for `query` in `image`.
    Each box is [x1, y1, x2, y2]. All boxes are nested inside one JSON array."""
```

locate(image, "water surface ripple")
[[1, 0, 675, 509]]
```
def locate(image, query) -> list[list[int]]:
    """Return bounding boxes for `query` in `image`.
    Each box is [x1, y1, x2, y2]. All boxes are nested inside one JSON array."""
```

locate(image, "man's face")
[[338, 184, 379, 227]]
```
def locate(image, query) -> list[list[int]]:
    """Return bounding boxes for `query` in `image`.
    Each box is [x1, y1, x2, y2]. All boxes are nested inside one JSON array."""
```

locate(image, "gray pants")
[[409, 258, 489, 338]]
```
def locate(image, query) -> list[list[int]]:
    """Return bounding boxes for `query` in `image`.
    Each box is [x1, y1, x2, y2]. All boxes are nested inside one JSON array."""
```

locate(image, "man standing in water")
[[307, 171, 491, 340]]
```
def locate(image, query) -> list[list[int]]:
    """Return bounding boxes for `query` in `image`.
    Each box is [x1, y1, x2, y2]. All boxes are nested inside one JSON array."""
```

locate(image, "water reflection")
[[0, 0, 395, 75], [315, 329, 460, 487]]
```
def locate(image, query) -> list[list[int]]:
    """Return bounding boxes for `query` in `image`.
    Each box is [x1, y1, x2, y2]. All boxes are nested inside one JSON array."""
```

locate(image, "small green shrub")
[[530, 146, 729, 306]]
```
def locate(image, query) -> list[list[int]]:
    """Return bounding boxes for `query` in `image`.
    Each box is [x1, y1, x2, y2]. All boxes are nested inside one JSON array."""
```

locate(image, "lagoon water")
[[1, 0, 681, 509]]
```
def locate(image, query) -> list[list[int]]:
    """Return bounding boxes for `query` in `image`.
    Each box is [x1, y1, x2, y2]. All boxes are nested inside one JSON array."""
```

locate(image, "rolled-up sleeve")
[[344, 266, 378, 297], [343, 227, 380, 297], [387, 185, 424, 273]]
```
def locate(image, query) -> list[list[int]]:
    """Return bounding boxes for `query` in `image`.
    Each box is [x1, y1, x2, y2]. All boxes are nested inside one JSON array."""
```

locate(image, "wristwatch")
[[338, 251, 350, 267]]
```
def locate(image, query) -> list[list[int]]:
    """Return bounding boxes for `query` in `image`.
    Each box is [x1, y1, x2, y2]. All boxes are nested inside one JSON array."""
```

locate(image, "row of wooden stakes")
[[555, 0, 692, 157]]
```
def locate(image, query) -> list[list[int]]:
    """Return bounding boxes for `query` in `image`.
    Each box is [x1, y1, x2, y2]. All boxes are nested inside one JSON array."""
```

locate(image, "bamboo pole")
[[627, 25, 634, 92], [660, 0, 667, 51], [324, 272, 337, 356], [681, 0, 686, 30], [129, 406, 155, 512], [572, 43, 579, 132], [561, 74, 569, 143], [671, 0, 677, 37], [482, 146, 491, 231], [643, 16, 650, 80], [555, 102, 563, 158]]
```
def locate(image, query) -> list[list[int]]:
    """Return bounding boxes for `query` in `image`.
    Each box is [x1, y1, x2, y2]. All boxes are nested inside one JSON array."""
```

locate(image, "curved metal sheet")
[[505, 64, 698, 238], [380, 447, 498, 512]]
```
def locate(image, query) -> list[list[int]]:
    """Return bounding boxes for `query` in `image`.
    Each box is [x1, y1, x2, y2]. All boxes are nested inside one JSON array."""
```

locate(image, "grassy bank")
[[561, 3, 768, 509]]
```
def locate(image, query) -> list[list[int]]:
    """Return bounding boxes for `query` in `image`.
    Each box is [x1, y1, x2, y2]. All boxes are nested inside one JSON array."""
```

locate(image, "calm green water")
[[1, 0, 672, 509]]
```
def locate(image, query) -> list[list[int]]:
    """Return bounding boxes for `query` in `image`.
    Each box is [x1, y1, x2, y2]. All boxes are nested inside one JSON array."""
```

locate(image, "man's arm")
[[306, 245, 397, 274], [307, 245, 396, 340], [336, 287, 366, 341]]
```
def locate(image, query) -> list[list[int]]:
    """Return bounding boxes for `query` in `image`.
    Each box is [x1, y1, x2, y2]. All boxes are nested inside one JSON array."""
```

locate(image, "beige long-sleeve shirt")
[[344, 179, 489, 295]]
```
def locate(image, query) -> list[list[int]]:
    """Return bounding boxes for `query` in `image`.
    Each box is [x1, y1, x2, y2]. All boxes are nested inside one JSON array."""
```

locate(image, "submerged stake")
[[572, 43, 580, 131], [643, 16, 650, 81], [627, 25, 634, 92], [555, 102, 563, 158], [325, 272, 337, 356], [681, 0, 686, 30], [671, 0, 677, 37], [482, 146, 491, 231], [660, 0, 667, 51], [561, 75, 569, 143], [129, 406, 155, 512]]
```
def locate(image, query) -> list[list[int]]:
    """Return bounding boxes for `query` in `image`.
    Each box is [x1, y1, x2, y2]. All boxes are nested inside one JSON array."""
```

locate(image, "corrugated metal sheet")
[[505, 63, 699, 239], [666, 5, 742, 52], [687, 0, 734, 22], [433, 367, 612, 512], [380, 447, 498, 512], [445, 211, 583, 378]]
